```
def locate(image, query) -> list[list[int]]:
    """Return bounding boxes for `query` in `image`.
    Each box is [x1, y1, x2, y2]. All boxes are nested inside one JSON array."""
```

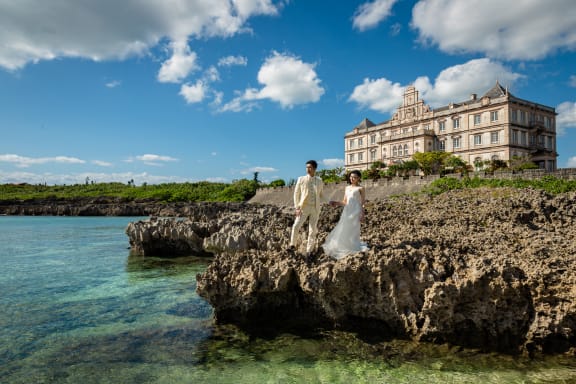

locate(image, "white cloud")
[[0, 0, 279, 71], [157, 40, 199, 83], [570, 75, 576, 87], [415, 58, 523, 106], [349, 77, 405, 114], [0, 170, 191, 186], [241, 166, 278, 174], [125, 154, 178, 166], [105, 80, 121, 88], [556, 101, 576, 135], [353, 0, 399, 32], [411, 0, 576, 60], [349, 58, 522, 114], [567, 156, 576, 168], [220, 51, 325, 111], [180, 80, 207, 104], [322, 158, 345, 168], [0, 154, 85, 168], [218, 55, 248, 67], [92, 160, 113, 167]]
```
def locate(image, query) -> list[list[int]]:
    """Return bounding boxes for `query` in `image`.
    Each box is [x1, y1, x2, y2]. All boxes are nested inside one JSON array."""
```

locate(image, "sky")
[[1, 0, 575, 186]]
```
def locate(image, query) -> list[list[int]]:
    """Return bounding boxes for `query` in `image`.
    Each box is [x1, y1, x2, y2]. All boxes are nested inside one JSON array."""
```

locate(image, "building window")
[[520, 131, 526, 145], [511, 130, 518, 144], [439, 121, 446, 132], [439, 140, 445, 151], [349, 139, 355, 149], [474, 114, 481, 125], [545, 117, 552, 129], [453, 138, 461, 149], [370, 149, 376, 161], [453, 118, 460, 129], [490, 110, 499, 122], [424, 124, 430, 130], [370, 134, 376, 145], [382, 148, 387, 158], [403, 144, 409, 155], [358, 138, 364, 147], [511, 110, 517, 122], [491, 131, 499, 144], [519, 110, 526, 123], [474, 134, 482, 145], [392, 146, 398, 157], [349, 153, 355, 163]]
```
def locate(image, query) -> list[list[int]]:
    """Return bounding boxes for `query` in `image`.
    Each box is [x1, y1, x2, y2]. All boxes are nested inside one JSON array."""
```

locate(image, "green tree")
[[317, 167, 346, 183], [268, 179, 286, 187], [412, 151, 451, 175], [365, 161, 385, 180], [444, 155, 469, 175]]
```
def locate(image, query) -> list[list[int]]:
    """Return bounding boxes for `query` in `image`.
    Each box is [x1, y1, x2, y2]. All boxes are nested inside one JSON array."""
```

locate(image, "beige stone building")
[[345, 82, 557, 173]]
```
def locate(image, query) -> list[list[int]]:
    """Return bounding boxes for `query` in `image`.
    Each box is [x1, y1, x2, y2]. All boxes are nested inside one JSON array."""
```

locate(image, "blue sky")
[[1, 0, 575, 185]]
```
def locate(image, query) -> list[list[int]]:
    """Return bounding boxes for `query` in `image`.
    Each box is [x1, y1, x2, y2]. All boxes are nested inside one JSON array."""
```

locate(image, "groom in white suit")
[[289, 160, 326, 256]]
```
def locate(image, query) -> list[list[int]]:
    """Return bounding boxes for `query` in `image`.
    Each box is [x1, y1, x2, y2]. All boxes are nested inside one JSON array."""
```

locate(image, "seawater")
[[1, 216, 575, 384]]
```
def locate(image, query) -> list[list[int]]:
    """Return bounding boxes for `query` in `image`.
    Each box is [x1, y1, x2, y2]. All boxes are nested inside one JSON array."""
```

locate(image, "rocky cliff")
[[185, 187, 575, 356]]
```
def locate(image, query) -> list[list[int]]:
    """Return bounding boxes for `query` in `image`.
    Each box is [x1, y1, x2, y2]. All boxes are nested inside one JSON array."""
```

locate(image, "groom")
[[289, 160, 326, 256]]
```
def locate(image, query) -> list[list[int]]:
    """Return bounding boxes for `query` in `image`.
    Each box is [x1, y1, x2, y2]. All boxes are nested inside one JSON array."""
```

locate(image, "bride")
[[322, 170, 369, 260]]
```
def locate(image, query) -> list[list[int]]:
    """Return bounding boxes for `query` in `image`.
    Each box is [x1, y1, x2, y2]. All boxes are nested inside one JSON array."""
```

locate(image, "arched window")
[[403, 144, 409, 155], [392, 146, 398, 156]]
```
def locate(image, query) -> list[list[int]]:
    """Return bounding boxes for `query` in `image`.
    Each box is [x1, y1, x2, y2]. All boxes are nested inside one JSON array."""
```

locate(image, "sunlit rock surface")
[[193, 188, 575, 356]]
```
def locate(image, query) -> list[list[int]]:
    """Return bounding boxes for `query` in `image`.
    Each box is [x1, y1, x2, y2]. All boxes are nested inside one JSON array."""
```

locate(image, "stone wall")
[[249, 168, 576, 207]]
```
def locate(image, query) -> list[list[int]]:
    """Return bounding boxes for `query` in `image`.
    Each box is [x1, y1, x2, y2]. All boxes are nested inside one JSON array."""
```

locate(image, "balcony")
[[378, 129, 436, 143]]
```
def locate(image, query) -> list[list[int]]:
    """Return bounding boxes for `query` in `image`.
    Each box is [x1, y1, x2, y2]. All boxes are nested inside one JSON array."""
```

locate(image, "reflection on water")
[[1, 216, 575, 384]]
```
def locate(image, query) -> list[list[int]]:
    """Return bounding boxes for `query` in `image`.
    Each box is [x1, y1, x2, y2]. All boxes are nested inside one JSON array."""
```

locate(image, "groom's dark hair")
[[306, 160, 318, 169]]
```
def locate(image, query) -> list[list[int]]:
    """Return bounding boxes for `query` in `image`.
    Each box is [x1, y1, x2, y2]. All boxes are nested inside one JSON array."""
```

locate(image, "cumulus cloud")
[[322, 158, 345, 168], [220, 51, 325, 111], [570, 75, 576, 87], [556, 101, 576, 135], [353, 0, 399, 32], [157, 40, 199, 83], [218, 55, 248, 67], [0, 0, 279, 71], [180, 80, 208, 104], [0, 154, 85, 168], [411, 0, 576, 60], [567, 157, 576, 168], [349, 58, 523, 114]]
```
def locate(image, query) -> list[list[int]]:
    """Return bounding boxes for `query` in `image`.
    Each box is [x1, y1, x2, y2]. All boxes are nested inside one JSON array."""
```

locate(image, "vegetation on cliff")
[[0, 179, 260, 203], [424, 175, 576, 196]]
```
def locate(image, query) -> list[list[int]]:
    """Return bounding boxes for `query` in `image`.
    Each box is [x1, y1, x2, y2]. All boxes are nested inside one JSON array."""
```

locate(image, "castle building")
[[344, 82, 558, 173]]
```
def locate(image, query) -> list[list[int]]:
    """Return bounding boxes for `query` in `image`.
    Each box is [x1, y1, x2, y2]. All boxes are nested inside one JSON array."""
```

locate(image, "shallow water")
[[1, 216, 575, 383]]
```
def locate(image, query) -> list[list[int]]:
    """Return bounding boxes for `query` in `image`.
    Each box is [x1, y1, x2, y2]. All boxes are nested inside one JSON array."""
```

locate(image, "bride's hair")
[[347, 170, 362, 184]]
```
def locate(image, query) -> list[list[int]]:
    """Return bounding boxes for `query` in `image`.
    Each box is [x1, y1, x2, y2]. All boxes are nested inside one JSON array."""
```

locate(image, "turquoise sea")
[[1, 216, 575, 384]]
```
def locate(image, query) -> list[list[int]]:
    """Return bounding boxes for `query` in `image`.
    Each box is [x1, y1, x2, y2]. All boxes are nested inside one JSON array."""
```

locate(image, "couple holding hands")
[[288, 160, 369, 260]]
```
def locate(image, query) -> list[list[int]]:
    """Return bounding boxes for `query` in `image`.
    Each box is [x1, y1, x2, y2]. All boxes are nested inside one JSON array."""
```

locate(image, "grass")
[[422, 176, 576, 196]]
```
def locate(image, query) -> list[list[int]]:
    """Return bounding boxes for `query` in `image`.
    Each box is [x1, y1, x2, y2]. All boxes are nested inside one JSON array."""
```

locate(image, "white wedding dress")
[[322, 186, 369, 260]]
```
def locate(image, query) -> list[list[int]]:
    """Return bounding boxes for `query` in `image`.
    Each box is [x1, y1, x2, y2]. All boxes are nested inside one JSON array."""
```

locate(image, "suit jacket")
[[294, 175, 325, 212]]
